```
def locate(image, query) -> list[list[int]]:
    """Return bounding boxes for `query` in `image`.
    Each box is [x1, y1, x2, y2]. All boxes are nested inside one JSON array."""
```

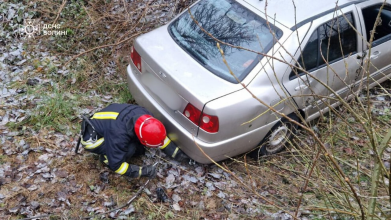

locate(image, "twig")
[[63, 32, 143, 67], [294, 148, 322, 217], [216, 41, 365, 219], [116, 1, 155, 43], [64, 0, 154, 67], [367, 3, 388, 219], [243, 155, 255, 192], [369, 128, 391, 219], [191, 135, 299, 220], [52, 0, 67, 25], [82, 4, 94, 24], [82, 179, 150, 219], [306, 207, 360, 216], [34, 134, 41, 148]]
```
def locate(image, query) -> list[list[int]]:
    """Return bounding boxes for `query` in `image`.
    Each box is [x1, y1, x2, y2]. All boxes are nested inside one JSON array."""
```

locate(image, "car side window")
[[290, 13, 357, 80], [362, 4, 391, 46], [297, 30, 318, 73], [318, 13, 357, 66]]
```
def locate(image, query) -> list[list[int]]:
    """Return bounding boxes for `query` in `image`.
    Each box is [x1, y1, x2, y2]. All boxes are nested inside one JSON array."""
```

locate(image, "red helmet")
[[134, 114, 166, 148]]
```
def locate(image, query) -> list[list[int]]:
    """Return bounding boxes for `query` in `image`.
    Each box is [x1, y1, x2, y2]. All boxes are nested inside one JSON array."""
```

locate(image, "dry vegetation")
[[0, 0, 391, 219]]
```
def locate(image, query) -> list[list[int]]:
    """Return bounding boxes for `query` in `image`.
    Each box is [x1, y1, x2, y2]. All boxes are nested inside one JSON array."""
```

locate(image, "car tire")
[[249, 114, 299, 159]]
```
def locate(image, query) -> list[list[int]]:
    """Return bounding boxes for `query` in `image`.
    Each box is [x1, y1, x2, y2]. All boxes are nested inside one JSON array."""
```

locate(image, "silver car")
[[127, 0, 391, 163]]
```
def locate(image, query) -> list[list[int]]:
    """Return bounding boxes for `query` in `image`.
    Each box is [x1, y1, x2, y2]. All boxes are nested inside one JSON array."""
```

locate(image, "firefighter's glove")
[[141, 165, 157, 179]]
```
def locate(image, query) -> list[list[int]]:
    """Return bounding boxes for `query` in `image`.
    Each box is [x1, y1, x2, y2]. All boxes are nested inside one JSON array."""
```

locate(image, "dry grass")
[[2, 0, 390, 219]]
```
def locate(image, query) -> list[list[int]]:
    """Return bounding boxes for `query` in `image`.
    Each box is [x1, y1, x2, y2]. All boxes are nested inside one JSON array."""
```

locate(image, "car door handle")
[[295, 84, 308, 91], [370, 51, 381, 60]]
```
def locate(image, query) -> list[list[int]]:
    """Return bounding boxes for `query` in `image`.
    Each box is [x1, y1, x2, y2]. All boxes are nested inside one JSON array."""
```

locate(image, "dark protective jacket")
[[80, 103, 185, 177], [81, 104, 155, 176]]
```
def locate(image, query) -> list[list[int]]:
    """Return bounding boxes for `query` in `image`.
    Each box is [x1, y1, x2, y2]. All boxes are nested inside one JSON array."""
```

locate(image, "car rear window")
[[168, 0, 283, 83]]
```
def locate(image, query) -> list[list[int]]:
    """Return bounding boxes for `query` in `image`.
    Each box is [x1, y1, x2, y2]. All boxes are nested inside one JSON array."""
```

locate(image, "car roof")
[[242, 0, 367, 30]]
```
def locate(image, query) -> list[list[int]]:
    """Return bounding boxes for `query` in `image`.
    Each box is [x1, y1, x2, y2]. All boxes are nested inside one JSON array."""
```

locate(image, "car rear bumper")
[[126, 64, 275, 164]]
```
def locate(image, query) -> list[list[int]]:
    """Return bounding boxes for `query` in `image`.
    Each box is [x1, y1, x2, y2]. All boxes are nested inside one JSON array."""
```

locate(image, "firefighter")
[[75, 103, 187, 179]]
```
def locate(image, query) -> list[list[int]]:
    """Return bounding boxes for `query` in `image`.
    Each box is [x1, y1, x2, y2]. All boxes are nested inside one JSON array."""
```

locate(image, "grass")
[[2, 0, 391, 219], [8, 82, 81, 133], [33, 86, 79, 132]]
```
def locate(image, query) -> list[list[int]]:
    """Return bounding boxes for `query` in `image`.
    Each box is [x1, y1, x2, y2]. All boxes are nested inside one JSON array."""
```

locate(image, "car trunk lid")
[[132, 25, 243, 135], [135, 25, 242, 105]]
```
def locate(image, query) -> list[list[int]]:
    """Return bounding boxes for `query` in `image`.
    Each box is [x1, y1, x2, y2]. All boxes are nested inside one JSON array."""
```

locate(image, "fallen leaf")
[[28, 184, 38, 191], [206, 182, 215, 191], [208, 173, 221, 179], [178, 200, 185, 207], [195, 166, 205, 176], [9, 206, 19, 214], [172, 194, 181, 202], [30, 201, 40, 210], [183, 174, 198, 183], [206, 199, 216, 210], [344, 147, 354, 155], [104, 201, 115, 207], [57, 191, 67, 201], [38, 154, 50, 161], [217, 191, 226, 199], [166, 173, 175, 186], [122, 205, 135, 215], [109, 211, 118, 218], [173, 203, 181, 211], [55, 169, 68, 178], [214, 182, 226, 190]]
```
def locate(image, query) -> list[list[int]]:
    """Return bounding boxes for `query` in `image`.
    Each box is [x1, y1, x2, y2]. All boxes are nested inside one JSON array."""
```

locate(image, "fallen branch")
[[82, 179, 150, 219]]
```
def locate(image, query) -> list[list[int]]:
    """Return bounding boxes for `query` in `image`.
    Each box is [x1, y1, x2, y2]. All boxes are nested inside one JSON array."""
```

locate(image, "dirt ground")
[[1, 0, 390, 219]]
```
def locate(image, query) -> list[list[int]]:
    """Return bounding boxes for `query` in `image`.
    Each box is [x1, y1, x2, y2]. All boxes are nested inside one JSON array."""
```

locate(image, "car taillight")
[[183, 103, 219, 133], [130, 46, 142, 72], [200, 113, 219, 133], [183, 103, 201, 125]]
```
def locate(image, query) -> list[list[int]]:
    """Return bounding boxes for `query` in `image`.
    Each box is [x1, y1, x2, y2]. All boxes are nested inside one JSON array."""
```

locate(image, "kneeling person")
[[77, 103, 187, 179]]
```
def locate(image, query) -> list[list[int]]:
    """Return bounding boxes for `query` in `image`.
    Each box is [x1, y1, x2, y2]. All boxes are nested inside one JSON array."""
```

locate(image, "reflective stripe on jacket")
[[82, 104, 152, 176]]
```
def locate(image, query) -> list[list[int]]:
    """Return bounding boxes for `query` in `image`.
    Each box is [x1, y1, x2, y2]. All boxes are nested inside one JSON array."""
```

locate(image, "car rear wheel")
[[249, 114, 299, 159]]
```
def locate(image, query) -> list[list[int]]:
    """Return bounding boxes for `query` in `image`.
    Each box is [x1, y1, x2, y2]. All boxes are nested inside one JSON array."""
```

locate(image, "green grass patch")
[[23, 84, 80, 133]]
